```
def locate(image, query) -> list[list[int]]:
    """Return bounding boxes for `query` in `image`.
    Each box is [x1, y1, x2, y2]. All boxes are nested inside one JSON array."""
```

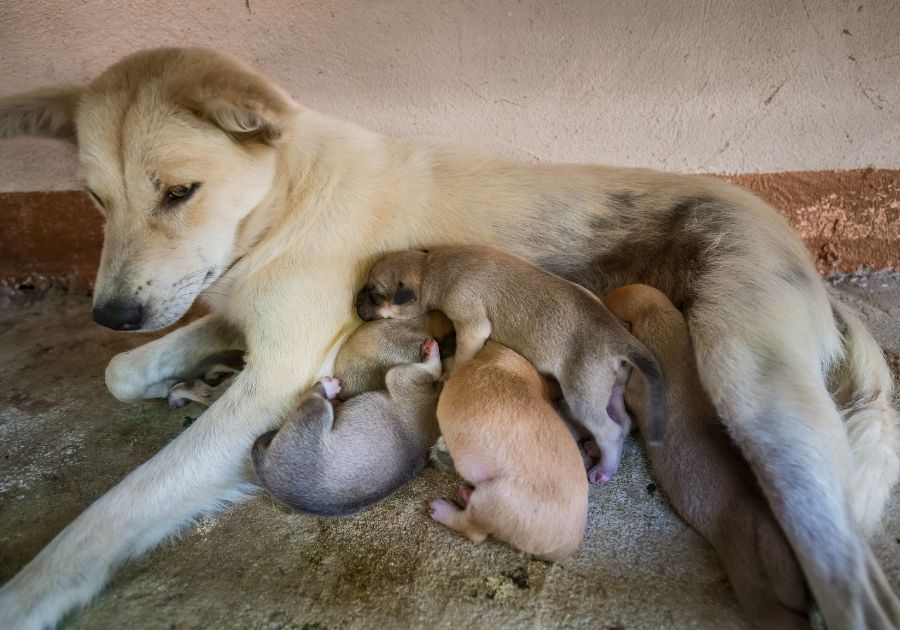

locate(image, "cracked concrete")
[[0, 278, 898, 629]]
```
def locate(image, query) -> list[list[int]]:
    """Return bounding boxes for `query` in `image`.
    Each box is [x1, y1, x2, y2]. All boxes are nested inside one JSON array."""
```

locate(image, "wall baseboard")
[[1, 168, 897, 294]]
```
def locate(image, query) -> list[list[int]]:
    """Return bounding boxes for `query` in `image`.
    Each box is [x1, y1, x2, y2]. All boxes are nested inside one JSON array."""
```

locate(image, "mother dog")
[[0, 48, 897, 628]]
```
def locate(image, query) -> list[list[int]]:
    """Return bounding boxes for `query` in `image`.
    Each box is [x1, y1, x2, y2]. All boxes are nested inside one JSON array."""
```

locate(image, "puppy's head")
[[0, 48, 294, 331], [356, 250, 428, 321]]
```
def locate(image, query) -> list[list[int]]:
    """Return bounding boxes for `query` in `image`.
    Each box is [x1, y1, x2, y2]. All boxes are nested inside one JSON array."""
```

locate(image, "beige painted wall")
[[1, 0, 898, 192]]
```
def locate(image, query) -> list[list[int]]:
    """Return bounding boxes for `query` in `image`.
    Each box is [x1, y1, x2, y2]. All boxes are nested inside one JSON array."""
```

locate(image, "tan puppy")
[[605, 285, 811, 629], [430, 341, 588, 561], [356, 245, 666, 485]]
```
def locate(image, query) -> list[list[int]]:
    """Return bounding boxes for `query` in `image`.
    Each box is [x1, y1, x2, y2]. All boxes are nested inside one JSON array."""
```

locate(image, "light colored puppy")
[[0, 48, 896, 629], [356, 245, 666, 485], [252, 337, 443, 516], [430, 341, 588, 562], [605, 285, 812, 629]]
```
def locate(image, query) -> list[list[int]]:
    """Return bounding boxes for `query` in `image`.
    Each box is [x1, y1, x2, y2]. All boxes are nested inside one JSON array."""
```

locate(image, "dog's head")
[[0, 48, 294, 330], [356, 250, 429, 321]]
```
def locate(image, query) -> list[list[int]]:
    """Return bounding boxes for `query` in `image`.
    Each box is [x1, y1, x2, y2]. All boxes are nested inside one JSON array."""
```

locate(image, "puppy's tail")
[[625, 340, 666, 444], [828, 296, 899, 534]]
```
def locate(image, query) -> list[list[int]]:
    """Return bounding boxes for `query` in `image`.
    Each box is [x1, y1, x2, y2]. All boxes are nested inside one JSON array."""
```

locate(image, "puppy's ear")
[[0, 86, 82, 143], [179, 63, 292, 144]]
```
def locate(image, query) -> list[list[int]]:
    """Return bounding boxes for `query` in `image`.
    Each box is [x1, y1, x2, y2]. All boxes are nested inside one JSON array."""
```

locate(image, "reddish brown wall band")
[[1, 168, 898, 293]]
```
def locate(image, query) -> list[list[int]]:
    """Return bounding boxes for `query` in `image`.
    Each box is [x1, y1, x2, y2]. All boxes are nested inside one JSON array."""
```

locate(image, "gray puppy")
[[356, 245, 666, 485], [250, 315, 448, 516], [605, 284, 811, 629]]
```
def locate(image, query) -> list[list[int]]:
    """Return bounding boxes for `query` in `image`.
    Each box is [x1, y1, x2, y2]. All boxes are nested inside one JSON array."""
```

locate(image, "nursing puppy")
[[252, 336, 443, 516], [357, 245, 666, 485], [166, 313, 452, 408], [605, 285, 811, 629], [430, 341, 588, 561]]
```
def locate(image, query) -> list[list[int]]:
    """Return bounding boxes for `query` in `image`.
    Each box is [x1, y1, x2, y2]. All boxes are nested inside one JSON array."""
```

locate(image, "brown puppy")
[[357, 245, 665, 485], [430, 341, 588, 561], [604, 285, 811, 629]]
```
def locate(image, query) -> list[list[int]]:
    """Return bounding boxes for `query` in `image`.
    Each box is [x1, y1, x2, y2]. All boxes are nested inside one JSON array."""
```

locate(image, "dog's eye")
[[86, 189, 105, 209], [164, 183, 200, 206]]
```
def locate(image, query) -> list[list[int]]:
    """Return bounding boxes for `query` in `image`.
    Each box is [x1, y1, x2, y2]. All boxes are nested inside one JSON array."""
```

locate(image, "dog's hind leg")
[[689, 304, 899, 629], [105, 314, 244, 402]]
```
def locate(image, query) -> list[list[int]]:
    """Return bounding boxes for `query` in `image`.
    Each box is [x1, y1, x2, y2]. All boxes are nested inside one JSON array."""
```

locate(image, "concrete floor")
[[1, 275, 898, 630]]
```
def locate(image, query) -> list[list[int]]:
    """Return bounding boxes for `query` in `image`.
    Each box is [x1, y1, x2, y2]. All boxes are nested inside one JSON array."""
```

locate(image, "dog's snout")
[[92, 302, 144, 331]]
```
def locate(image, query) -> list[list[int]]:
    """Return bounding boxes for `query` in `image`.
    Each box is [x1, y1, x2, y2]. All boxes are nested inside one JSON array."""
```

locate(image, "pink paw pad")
[[420, 338, 439, 360], [457, 485, 473, 506], [319, 376, 342, 400], [587, 466, 611, 486], [429, 498, 456, 522]]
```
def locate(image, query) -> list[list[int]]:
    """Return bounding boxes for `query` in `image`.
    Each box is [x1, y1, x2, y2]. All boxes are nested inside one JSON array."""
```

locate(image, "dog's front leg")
[[0, 289, 346, 630], [105, 314, 243, 402]]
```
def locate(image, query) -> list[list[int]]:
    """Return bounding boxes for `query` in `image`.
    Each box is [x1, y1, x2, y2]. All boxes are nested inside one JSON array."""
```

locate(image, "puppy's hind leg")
[[561, 366, 627, 485], [429, 498, 488, 543]]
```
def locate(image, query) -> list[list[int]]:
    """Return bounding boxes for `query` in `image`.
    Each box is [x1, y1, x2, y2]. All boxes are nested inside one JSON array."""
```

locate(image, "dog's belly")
[[492, 193, 745, 310]]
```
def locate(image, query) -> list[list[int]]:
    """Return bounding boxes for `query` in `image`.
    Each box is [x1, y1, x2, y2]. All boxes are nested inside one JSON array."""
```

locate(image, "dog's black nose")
[[92, 302, 144, 331]]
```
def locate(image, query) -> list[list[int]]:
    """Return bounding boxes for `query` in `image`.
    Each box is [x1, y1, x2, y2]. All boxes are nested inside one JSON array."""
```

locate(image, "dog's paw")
[[318, 376, 341, 400]]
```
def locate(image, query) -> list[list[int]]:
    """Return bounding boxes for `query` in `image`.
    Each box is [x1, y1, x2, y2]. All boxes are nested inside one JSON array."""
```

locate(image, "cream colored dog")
[[0, 48, 897, 629], [431, 341, 588, 562]]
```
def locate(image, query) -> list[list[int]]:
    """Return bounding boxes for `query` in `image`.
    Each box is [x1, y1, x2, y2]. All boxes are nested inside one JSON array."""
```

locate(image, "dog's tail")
[[828, 296, 899, 534], [625, 340, 666, 445]]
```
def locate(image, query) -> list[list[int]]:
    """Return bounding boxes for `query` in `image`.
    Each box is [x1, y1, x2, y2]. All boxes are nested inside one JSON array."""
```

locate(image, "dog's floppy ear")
[[179, 65, 292, 144], [0, 86, 81, 143]]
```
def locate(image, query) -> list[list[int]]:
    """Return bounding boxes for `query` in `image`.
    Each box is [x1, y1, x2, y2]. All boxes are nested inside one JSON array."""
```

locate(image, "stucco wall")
[[1, 0, 899, 192]]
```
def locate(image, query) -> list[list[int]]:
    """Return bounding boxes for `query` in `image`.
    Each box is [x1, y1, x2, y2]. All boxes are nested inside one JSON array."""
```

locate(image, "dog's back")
[[604, 284, 810, 628], [432, 341, 588, 561]]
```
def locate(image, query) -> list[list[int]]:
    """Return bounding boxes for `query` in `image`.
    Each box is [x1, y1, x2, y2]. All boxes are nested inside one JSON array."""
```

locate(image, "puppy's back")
[[605, 284, 810, 627], [438, 342, 588, 560]]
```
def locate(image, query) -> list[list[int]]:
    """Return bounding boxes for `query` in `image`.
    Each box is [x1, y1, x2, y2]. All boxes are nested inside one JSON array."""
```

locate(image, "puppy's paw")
[[318, 376, 342, 400], [429, 437, 457, 471], [429, 498, 459, 523], [167, 380, 206, 408], [457, 484, 473, 507], [587, 464, 612, 486], [421, 338, 439, 360]]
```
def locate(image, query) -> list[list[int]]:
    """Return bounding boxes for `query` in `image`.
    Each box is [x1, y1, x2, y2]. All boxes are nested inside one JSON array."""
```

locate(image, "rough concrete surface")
[[0, 276, 898, 629]]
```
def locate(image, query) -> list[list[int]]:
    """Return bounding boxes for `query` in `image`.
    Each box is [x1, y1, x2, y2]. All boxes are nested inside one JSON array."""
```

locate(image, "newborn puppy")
[[604, 284, 811, 629], [430, 341, 588, 561], [251, 336, 443, 516], [357, 245, 665, 484]]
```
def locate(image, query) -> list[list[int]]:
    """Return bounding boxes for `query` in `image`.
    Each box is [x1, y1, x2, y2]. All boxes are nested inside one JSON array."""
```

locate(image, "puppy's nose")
[[92, 301, 144, 331]]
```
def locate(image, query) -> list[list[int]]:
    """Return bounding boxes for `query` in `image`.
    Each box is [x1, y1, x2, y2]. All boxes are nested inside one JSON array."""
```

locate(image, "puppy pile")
[[171, 245, 810, 623]]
